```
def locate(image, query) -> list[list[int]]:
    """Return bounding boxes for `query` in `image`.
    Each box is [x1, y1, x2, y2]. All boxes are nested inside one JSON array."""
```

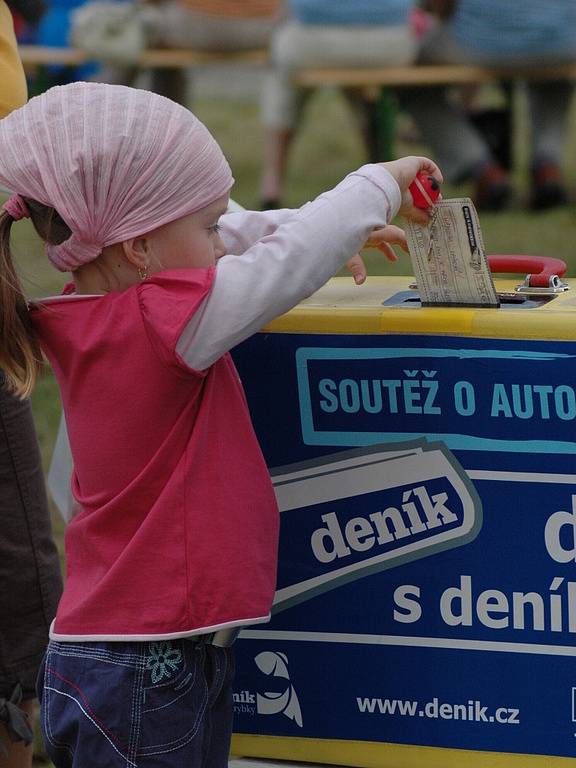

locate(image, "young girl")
[[0, 82, 440, 768]]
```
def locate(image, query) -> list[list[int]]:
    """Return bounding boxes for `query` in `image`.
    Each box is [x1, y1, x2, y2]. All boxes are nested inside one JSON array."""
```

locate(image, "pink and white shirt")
[[33, 165, 400, 640]]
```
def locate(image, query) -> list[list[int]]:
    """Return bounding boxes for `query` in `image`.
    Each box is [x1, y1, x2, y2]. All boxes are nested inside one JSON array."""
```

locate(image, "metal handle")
[[487, 255, 567, 288]]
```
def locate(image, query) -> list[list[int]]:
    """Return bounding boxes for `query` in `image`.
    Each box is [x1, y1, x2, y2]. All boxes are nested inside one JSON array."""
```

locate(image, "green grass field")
[[7, 83, 575, 766]]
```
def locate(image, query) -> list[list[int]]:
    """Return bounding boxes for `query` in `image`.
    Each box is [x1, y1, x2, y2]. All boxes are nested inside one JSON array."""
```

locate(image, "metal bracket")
[[514, 274, 570, 295]]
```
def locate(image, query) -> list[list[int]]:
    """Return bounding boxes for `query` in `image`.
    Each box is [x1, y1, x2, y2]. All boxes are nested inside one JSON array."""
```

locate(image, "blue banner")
[[231, 334, 576, 759]]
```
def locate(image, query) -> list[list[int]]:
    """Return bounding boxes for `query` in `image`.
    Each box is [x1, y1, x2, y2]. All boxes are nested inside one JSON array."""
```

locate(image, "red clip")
[[409, 172, 441, 209]]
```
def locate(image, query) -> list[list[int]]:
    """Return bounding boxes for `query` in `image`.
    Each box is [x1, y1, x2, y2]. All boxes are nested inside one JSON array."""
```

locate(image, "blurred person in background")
[[95, 0, 281, 105], [259, 0, 417, 210], [15, 0, 98, 92], [401, 0, 576, 210], [0, 4, 63, 766], [7, 0, 44, 41]]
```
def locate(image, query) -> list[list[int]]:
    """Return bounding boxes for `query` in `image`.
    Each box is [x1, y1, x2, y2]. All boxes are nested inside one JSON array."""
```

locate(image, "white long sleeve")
[[219, 207, 298, 255], [177, 164, 401, 370]]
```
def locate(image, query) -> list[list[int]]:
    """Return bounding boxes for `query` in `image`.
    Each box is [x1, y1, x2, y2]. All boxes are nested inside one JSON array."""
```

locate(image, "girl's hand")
[[380, 156, 443, 226], [346, 224, 408, 285]]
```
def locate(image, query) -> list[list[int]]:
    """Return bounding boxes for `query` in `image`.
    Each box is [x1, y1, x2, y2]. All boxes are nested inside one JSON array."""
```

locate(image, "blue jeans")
[[37, 638, 235, 767]]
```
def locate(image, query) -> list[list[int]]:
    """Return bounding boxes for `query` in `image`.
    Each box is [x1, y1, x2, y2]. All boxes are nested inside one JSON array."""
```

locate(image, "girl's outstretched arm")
[[176, 158, 440, 371], [219, 207, 297, 255]]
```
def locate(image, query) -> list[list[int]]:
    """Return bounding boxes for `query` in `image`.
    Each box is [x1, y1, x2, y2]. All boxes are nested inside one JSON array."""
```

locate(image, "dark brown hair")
[[0, 199, 71, 397]]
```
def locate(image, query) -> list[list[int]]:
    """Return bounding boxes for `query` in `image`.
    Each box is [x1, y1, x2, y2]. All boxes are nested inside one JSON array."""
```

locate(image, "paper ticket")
[[406, 198, 499, 308]]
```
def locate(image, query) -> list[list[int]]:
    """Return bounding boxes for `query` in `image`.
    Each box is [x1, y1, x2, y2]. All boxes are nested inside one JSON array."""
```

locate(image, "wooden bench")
[[19, 46, 576, 160], [20, 45, 576, 83], [293, 61, 576, 88], [293, 61, 576, 162], [18, 44, 269, 71]]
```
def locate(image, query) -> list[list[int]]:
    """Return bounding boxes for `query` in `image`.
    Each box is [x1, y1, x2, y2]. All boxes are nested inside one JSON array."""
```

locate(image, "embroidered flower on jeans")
[[145, 642, 183, 684]]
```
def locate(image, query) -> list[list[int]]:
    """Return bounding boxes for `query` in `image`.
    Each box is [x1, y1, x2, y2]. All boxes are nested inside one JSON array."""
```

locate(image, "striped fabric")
[[180, 0, 280, 17], [452, 0, 576, 57], [0, 82, 233, 271], [288, 0, 412, 26]]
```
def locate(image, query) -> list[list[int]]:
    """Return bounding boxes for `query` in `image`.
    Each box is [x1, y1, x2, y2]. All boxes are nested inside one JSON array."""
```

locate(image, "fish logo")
[[255, 651, 303, 727]]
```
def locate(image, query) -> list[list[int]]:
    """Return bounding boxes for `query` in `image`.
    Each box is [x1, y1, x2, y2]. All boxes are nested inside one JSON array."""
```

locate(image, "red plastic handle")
[[409, 172, 441, 209], [487, 255, 567, 288]]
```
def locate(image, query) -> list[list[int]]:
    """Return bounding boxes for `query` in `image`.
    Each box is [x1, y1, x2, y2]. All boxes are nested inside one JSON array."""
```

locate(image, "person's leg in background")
[[400, 84, 488, 180], [260, 49, 310, 209], [0, 378, 63, 767], [260, 20, 416, 208], [399, 22, 512, 210], [0, 695, 35, 768], [528, 79, 573, 209]]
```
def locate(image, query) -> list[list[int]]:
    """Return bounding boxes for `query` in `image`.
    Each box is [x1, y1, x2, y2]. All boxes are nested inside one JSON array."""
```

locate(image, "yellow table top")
[[265, 276, 576, 341]]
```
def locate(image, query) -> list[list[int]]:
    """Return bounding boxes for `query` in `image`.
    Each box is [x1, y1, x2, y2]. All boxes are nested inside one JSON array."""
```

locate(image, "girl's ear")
[[121, 236, 150, 270]]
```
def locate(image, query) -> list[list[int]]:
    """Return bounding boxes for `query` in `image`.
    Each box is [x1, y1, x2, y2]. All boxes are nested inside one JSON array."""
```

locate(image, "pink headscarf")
[[0, 82, 234, 271]]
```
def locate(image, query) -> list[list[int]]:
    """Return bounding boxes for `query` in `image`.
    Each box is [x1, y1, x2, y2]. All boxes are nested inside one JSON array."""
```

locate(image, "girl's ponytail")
[[0, 198, 71, 398], [0, 211, 42, 398]]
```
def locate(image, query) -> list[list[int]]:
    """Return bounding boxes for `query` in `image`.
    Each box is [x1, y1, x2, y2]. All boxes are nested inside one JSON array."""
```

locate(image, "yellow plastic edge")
[[264, 306, 576, 339], [262, 276, 576, 338], [231, 734, 575, 767]]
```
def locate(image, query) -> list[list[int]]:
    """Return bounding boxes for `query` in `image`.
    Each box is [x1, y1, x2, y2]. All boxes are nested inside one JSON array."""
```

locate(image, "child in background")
[[0, 81, 440, 768]]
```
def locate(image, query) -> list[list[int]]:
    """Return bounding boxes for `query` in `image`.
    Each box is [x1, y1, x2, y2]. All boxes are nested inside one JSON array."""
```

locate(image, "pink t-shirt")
[[31, 269, 279, 640]]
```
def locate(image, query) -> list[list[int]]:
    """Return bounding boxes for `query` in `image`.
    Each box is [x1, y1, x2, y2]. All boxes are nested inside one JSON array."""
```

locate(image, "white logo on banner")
[[545, 495, 576, 563], [254, 651, 303, 727], [271, 440, 482, 611]]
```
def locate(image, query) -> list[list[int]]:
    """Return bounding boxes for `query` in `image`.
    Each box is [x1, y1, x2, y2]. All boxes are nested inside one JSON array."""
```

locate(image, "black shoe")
[[473, 163, 512, 212], [260, 198, 281, 211], [530, 163, 568, 210]]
